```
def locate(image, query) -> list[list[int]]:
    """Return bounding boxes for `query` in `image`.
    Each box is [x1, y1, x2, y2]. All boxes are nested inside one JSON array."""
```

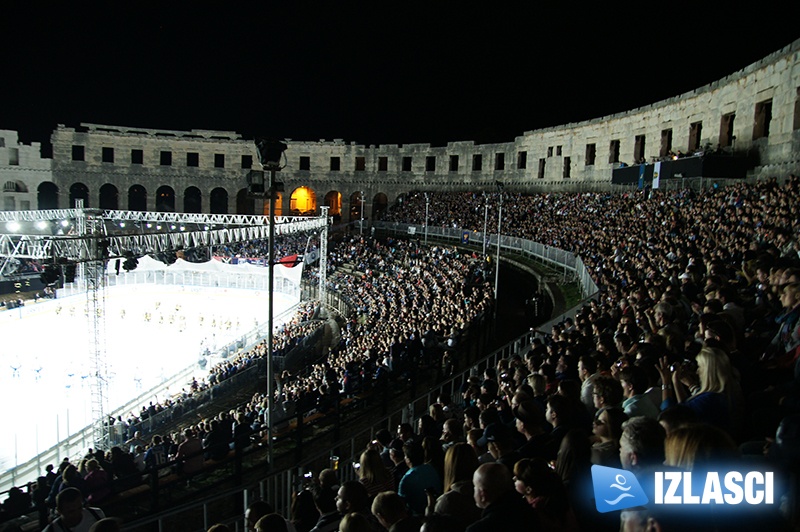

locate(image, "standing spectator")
[[175, 428, 204, 476]]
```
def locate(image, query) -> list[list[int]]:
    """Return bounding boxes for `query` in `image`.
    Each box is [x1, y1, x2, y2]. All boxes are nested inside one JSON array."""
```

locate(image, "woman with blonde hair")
[[657, 346, 736, 432], [441, 442, 478, 493], [431, 443, 481, 524], [356, 448, 394, 497], [664, 423, 738, 471]]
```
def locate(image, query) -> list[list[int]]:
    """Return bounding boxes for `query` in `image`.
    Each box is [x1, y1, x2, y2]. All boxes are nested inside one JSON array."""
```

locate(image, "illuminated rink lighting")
[[0, 283, 297, 473]]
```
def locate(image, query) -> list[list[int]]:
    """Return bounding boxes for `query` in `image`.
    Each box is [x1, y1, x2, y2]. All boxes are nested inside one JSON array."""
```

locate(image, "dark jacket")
[[466, 490, 538, 532]]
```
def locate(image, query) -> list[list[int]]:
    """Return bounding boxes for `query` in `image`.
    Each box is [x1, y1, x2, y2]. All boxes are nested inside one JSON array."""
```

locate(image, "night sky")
[[2, 4, 798, 148]]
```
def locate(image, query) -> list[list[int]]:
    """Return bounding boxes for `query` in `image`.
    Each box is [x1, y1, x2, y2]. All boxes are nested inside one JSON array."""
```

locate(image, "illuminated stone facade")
[[3, 39, 800, 214]]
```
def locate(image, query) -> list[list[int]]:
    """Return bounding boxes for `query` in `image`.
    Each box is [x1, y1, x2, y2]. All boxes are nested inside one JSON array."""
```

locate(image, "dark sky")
[[2, 4, 798, 148]]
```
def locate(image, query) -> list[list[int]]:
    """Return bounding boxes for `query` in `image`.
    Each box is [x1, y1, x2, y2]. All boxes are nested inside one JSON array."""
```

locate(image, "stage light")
[[120, 222, 126, 228], [6, 222, 21, 232], [60, 220, 69, 227], [35, 221, 48, 230]]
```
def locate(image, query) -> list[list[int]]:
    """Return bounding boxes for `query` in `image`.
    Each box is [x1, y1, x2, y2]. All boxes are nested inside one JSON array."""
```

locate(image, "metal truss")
[[0, 210, 328, 270]]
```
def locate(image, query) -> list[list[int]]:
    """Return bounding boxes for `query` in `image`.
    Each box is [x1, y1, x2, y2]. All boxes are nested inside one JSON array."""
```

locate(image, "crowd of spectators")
[[183, 175, 800, 531], [6, 175, 800, 530]]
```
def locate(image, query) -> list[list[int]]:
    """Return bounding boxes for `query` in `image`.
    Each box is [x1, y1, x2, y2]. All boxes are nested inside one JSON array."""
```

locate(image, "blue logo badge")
[[591, 465, 649, 513]]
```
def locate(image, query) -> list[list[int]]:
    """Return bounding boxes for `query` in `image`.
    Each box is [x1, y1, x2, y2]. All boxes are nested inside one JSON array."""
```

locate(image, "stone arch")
[[324, 190, 342, 222], [236, 188, 254, 215], [236, 189, 283, 215], [210, 187, 228, 214], [69, 183, 90, 208], [128, 184, 147, 211], [99, 184, 119, 210], [348, 191, 365, 223], [290, 186, 317, 216], [372, 192, 388, 219], [184, 186, 202, 213], [3, 180, 27, 193], [37, 182, 59, 210], [156, 185, 176, 212]]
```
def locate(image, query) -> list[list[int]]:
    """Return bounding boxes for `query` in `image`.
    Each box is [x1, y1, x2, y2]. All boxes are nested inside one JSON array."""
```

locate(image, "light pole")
[[494, 182, 504, 307], [424, 192, 430, 245], [252, 138, 287, 471], [359, 190, 365, 235], [482, 192, 489, 256]]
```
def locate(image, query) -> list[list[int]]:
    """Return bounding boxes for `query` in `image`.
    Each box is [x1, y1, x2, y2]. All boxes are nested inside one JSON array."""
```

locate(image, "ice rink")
[[0, 284, 296, 472]]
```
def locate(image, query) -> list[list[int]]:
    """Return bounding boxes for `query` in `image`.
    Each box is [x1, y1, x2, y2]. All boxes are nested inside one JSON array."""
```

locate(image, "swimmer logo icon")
[[591, 465, 649, 513]]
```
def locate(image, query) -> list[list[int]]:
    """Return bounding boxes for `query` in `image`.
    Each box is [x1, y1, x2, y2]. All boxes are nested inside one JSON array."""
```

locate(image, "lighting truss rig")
[[0, 207, 330, 451]]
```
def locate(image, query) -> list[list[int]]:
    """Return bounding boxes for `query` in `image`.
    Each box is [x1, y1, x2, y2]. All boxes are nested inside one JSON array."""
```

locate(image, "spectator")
[[356, 449, 395, 499], [371, 491, 419, 531], [468, 463, 537, 532], [398, 443, 441, 515], [43, 487, 105, 532], [590, 406, 628, 467], [513, 458, 579, 532], [619, 416, 666, 473]]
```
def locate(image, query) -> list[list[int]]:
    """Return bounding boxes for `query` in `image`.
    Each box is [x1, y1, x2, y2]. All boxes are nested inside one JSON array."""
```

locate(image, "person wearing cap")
[[387, 441, 408, 490], [513, 400, 555, 461], [479, 423, 521, 473]]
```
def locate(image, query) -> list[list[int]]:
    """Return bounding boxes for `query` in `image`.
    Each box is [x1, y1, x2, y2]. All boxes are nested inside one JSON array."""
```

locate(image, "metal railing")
[[373, 221, 597, 295]]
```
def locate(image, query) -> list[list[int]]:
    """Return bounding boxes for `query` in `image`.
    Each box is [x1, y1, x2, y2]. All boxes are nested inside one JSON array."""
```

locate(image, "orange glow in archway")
[[290, 186, 317, 215], [263, 192, 283, 216]]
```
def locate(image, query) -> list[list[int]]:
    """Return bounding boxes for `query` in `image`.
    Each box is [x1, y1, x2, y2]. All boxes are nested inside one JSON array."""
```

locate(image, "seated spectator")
[[356, 449, 395, 499], [371, 491, 419, 531], [657, 347, 733, 431], [468, 463, 538, 532], [591, 406, 628, 468], [513, 458, 579, 532], [432, 443, 481, 528], [43, 487, 105, 532], [2, 486, 31, 518], [657, 404, 697, 435], [309, 487, 339, 532], [335, 481, 380, 531], [291, 488, 319, 532], [513, 400, 554, 461], [619, 416, 666, 473], [255, 513, 288, 532], [619, 366, 659, 419], [245, 500, 274, 532], [664, 423, 739, 471], [398, 443, 441, 516], [480, 423, 521, 473], [544, 395, 576, 460]]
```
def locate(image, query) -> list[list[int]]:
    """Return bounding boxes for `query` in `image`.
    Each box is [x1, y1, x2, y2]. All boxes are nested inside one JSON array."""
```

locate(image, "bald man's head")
[[472, 463, 512, 509]]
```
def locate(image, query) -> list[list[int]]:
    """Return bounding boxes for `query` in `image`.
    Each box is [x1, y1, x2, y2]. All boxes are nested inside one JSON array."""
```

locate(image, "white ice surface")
[[0, 284, 295, 472]]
